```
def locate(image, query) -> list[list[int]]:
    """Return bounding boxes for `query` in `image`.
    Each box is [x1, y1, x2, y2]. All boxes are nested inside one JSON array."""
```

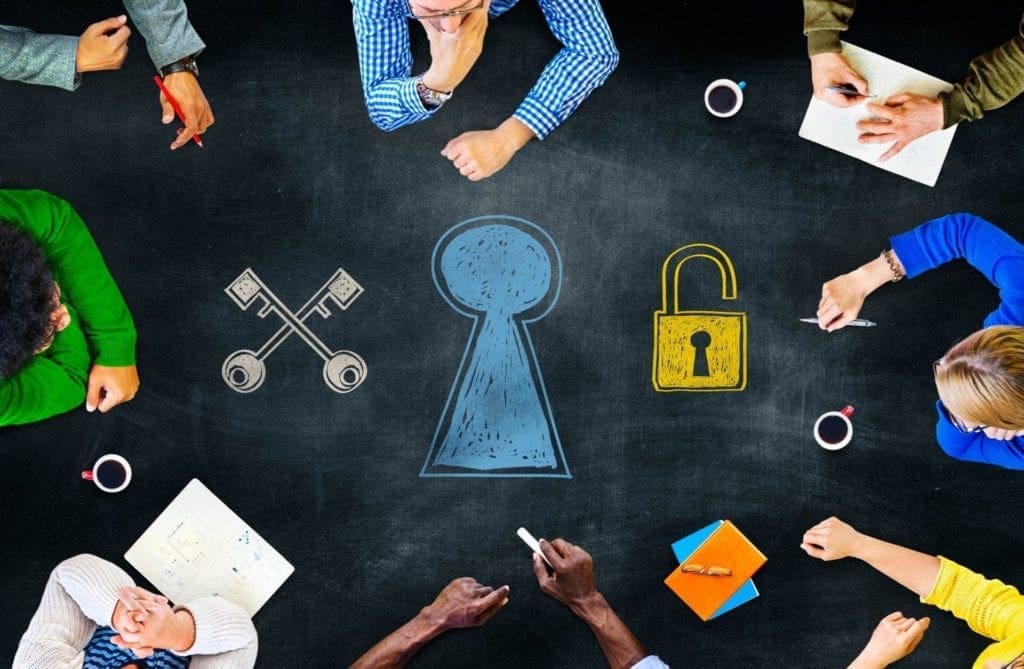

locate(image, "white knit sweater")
[[13, 554, 258, 668]]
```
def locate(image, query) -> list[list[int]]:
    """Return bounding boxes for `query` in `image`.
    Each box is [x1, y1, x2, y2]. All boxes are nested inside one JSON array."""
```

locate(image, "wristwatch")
[[160, 55, 200, 78], [416, 77, 452, 110]]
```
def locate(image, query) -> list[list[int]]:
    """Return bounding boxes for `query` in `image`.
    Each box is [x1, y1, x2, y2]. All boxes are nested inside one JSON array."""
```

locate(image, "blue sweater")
[[889, 213, 1024, 469]]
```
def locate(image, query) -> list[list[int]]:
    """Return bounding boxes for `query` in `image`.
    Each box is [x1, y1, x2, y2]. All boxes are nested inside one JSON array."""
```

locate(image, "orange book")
[[664, 520, 767, 621]]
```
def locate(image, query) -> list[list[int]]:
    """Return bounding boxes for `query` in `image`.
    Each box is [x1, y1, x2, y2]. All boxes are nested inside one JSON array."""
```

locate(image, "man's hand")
[[801, 517, 864, 562], [849, 611, 930, 669], [810, 52, 869, 108], [419, 578, 509, 631], [76, 16, 131, 73], [159, 71, 214, 150], [420, 2, 489, 93], [857, 93, 944, 161], [441, 117, 533, 181], [111, 586, 196, 656], [86, 364, 139, 413], [532, 538, 603, 615]]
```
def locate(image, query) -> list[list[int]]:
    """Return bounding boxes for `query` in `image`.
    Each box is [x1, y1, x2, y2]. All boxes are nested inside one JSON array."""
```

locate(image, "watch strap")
[[416, 77, 452, 110], [160, 56, 199, 78]]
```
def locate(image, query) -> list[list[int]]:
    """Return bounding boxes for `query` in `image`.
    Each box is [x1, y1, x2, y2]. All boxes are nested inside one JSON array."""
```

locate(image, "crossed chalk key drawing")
[[222, 268, 367, 394]]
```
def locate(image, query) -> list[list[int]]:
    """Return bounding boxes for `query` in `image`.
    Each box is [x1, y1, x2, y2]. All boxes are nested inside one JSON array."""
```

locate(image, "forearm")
[[122, 0, 205, 69], [847, 252, 903, 300], [520, 0, 619, 139], [803, 0, 856, 56], [855, 535, 941, 599], [574, 594, 648, 669], [943, 24, 1024, 126], [0, 25, 79, 90], [353, 4, 435, 131], [350, 610, 445, 669]]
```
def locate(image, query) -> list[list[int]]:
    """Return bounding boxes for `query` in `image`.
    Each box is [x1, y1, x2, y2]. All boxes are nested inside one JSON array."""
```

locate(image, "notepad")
[[665, 520, 766, 621], [798, 41, 957, 187], [670, 520, 760, 619], [125, 479, 294, 616]]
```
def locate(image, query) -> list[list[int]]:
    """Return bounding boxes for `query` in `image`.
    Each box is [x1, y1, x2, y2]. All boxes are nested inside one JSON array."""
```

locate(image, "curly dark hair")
[[0, 222, 58, 378]]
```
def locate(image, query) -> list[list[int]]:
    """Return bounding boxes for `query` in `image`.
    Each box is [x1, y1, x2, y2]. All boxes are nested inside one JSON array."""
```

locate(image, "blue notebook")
[[671, 520, 760, 619]]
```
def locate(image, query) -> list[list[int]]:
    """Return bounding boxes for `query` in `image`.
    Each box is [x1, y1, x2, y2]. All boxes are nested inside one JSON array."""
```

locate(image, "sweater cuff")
[[888, 229, 929, 279], [940, 88, 970, 128], [807, 31, 843, 57], [91, 329, 138, 367], [173, 597, 256, 656], [920, 555, 955, 605]]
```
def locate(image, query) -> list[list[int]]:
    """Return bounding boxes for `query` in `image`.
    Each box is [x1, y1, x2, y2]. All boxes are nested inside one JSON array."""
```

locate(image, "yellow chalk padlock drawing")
[[652, 243, 747, 392]]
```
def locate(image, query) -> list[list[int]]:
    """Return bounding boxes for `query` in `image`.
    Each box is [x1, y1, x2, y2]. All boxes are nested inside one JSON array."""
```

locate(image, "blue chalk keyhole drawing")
[[421, 215, 569, 478]]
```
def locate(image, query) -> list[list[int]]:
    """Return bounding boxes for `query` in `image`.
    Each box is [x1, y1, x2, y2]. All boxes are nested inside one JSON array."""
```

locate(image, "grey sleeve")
[[122, 0, 206, 70], [0, 25, 80, 90]]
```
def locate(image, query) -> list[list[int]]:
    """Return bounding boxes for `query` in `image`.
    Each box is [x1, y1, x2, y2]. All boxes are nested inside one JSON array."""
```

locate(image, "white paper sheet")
[[798, 42, 957, 187], [125, 479, 294, 616]]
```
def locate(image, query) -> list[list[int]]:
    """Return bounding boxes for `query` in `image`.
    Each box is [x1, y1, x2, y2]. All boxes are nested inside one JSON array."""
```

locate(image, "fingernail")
[[86, 403, 96, 412]]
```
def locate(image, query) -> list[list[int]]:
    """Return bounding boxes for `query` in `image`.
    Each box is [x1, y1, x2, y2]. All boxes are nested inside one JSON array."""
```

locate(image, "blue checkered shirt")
[[351, 0, 618, 139]]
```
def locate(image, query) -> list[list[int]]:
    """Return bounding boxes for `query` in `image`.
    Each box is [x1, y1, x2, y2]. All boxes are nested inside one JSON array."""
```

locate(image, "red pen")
[[152, 75, 204, 148]]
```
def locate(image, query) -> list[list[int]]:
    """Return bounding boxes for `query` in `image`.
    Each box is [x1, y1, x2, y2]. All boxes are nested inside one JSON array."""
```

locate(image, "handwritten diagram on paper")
[[222, 268, 367, 394], [125, 479, 294, 616], [798, 42, 957, 186], [421, 216, 570, 478]]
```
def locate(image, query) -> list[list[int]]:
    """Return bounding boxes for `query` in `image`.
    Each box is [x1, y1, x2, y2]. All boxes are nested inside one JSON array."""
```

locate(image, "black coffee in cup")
[[817, 415, 849, 444], [96, 459, 128, 488], [707, 85, 738, 114]]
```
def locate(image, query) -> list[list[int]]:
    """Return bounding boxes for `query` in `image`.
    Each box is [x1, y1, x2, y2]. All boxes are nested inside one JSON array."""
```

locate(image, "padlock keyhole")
[[690, 330, 712, 376]]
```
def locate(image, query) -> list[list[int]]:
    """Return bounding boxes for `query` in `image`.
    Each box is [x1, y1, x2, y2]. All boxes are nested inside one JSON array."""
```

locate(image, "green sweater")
[[0, 190, 136, 427], [803, 1, 1024, 127]]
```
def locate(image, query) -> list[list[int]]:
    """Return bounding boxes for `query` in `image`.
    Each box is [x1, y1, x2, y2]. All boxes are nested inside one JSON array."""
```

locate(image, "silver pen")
[[800, 317, 877, 327]]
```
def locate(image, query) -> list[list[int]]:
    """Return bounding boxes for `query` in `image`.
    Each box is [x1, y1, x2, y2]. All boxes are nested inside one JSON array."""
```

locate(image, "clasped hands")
[[110, 586, 196, 658], [810, 52, 944, 161], [75, 15, 214, 149]]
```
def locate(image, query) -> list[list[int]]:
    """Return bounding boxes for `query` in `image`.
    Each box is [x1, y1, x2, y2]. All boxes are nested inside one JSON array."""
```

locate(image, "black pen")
[[826, 83, 877, 98]]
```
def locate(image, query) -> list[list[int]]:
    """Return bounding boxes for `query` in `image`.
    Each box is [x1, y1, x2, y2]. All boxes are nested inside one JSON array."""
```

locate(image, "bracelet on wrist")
[[882, 249, 904, 282]]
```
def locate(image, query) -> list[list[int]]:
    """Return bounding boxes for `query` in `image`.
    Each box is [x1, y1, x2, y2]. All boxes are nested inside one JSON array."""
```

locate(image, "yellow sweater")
[[922, 556, 1024, 667]]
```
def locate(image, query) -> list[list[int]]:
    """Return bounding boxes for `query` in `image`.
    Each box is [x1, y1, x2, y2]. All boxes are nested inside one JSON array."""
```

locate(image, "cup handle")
[[81, 470, 94, 481], [841, 405, 855, 418]]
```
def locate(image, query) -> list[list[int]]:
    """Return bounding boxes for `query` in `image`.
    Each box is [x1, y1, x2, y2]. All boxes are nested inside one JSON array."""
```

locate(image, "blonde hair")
[[934, 325, 1024, 430]]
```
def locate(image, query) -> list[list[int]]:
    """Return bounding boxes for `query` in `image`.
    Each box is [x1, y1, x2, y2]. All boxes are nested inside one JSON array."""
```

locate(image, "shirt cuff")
[[513, 97, 557, 140], [807, 30, 843, 57], [402, 77, 442, 119], [54, 34, 82, 91], [631, 655, 670, 669]]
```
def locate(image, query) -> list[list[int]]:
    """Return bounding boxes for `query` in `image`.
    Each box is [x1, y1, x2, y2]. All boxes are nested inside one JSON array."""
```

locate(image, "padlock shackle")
[[660, 243, 738, 314]]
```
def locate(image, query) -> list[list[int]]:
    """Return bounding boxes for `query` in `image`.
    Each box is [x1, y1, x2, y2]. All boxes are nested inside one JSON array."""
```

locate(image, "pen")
[[152, 75, 204, 148], [800, 317, 877, 327], [826, 83, 877, 98]]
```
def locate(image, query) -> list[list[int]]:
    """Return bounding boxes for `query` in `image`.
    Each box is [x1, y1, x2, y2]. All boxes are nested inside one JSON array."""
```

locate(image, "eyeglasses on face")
[[405, 0, 485, 20], [681, 564, 732, 577]]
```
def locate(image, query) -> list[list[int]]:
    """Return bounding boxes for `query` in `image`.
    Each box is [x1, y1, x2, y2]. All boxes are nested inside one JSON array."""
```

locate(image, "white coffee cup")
[[81, 454, 132, 493], [814, 406, 855, 451], [704, 79, 746, 118]]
